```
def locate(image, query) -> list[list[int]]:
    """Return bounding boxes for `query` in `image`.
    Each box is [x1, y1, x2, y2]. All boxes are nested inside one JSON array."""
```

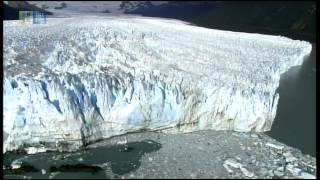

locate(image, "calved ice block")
[[3, 15, 312, 152]]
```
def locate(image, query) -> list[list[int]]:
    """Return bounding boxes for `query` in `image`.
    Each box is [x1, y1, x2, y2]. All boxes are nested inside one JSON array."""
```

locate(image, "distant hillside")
[[125, 1, 316, 42], [3, 1, 52, 20], [190, 1, 316, 42], [126, 1, 218, 20], [4, 1, 315, 42], [3, 3, 20, 20]]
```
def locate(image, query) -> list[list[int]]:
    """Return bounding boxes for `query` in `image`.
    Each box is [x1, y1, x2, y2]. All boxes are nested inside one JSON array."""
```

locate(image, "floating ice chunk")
[[11, 160, 22, 169], [286, 164, 301, 176], [240, 167, 255, 178], [223, 158, 255, 177], [300, 171, 316, 179], [266, 143, 284, 151], [26, 147, 47, 154], [283, 151, 297, 162]]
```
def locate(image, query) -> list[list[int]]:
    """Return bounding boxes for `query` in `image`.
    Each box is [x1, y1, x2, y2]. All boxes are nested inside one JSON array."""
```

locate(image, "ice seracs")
[[3, 15, 312, 153]]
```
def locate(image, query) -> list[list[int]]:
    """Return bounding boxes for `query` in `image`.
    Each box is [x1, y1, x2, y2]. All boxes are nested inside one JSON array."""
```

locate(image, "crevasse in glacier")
[[3, 16, 312, 152]]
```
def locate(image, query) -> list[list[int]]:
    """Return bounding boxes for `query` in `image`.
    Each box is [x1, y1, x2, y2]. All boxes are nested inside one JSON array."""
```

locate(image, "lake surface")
[[266, 43, 316, 157]]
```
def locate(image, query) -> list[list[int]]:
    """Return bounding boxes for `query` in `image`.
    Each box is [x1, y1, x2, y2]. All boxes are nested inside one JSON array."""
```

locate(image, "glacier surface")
[[3, 15, 312, 152]]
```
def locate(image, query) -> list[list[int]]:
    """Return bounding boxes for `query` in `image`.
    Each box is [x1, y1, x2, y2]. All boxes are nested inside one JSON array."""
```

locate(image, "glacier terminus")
[[3, 15, 312, 153]]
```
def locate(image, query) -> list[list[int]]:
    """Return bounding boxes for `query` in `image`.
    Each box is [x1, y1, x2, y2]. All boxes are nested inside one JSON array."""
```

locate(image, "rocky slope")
[[3, 15, 312, 153], [3, 130, 317, 179], [88, 130, 316, 179]]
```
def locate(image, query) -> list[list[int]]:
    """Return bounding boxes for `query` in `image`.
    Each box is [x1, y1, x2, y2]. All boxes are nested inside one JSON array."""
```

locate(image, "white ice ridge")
[[3, 16, 312, 152]]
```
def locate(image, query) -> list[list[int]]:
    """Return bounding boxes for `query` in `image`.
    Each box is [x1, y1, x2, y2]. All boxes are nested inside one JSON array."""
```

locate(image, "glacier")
[[3, 15, 312, 153]]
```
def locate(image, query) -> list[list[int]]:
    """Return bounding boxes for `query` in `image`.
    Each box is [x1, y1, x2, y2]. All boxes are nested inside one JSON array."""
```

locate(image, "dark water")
[[266, 43, 316, 157], [3, 140, 161, 179]]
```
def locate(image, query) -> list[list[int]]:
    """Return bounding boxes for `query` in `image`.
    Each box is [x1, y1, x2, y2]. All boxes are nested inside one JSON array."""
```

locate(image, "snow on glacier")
[[3, 15, 312, 152]]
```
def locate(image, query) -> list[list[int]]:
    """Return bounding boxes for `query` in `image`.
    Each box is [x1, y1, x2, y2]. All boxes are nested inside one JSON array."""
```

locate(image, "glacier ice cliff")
[[3, 15, 312, 153]]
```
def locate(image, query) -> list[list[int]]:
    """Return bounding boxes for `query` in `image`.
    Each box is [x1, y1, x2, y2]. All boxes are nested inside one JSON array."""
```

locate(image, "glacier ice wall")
[[3, 16, 312, 152]]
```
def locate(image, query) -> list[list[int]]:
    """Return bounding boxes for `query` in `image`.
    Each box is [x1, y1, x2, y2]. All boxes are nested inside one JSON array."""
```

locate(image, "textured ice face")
[[3, 16, 312, 153]]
